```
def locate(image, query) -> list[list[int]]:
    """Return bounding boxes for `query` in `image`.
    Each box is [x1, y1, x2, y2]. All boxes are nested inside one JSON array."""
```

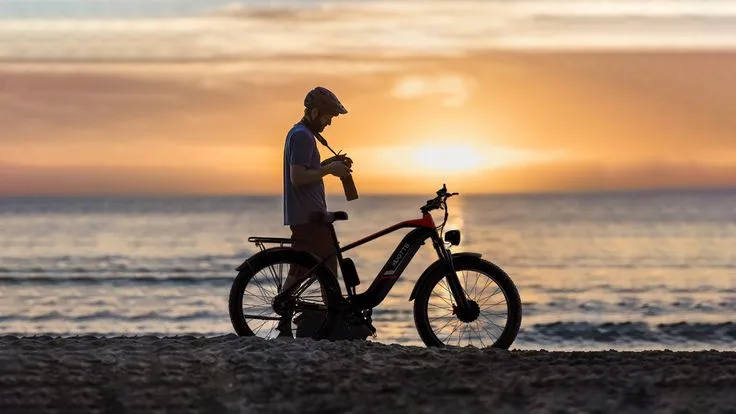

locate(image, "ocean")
[[1, 189, 735, 350]]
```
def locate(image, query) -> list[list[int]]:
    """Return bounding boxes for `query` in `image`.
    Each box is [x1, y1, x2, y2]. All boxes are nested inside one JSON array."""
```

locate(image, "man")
[[283, 86, 351, 286], [279, 86, 356, 338]]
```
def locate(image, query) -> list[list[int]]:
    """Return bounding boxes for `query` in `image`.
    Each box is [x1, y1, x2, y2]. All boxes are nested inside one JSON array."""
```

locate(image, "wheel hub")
[[272, 293, 294, 316], [454, 300, 480, 323]]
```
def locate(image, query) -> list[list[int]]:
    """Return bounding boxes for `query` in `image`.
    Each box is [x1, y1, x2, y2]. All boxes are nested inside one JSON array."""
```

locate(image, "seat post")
[[327, 223, 344, 263]]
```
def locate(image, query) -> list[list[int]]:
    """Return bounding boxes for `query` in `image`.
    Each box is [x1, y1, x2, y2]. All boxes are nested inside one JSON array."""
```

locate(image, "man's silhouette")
[[278, 86, 354, 337]]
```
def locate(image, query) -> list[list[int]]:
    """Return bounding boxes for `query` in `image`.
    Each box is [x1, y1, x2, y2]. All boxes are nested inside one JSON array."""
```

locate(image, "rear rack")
[[247, 236, 294, 252], [248, 236, 293, 244]]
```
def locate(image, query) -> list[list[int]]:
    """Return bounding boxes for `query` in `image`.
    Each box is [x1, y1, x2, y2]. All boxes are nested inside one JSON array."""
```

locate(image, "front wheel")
[[413, 256, 522, 348]]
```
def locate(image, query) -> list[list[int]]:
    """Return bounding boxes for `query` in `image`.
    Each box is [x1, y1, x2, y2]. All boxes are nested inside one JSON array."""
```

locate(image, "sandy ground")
[[0, 336, 734, 414]]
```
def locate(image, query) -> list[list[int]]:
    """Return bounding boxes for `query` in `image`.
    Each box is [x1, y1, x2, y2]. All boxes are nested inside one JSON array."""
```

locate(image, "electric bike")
[[229, 184, 522, 348]]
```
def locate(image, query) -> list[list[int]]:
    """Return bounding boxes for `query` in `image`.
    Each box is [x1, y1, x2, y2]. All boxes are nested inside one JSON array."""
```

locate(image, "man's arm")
[[290, 165, 327, 187], [291, 162, 351, 187]]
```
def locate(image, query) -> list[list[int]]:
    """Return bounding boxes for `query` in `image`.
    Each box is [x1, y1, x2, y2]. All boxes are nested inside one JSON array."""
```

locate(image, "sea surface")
[[1, 190, 735, 351]]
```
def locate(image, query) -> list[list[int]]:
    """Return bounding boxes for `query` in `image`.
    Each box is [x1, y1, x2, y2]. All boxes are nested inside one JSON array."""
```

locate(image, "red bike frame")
[[315, 211, 466, 310]]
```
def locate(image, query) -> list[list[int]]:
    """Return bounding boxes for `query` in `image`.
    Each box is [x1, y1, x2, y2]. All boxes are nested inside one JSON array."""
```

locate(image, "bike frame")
[[293, 211, 470, 311]]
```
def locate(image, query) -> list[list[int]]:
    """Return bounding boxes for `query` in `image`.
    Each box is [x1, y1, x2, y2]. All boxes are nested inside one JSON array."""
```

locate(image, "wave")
[[0, 275, 235, 286], [521, 321, 736, 344], [0, 332, 235, 339], [509, 263, 736, 269], [0, 310, 224, 322], [0, 265, 239, 275], [523, 298, 736, 316], [521, 283, 735, 294], [0, 253, 251, 270]]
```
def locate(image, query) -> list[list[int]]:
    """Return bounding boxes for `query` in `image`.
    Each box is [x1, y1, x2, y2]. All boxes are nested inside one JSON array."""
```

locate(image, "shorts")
[[289, 222, 338, 277]]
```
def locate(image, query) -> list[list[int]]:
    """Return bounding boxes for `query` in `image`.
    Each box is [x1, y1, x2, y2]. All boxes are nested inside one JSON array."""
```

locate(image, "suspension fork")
[[431, 235, 471, 310]]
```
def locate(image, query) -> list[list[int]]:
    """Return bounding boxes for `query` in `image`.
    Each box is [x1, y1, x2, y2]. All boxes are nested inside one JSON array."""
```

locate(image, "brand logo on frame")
[[384, 243, 412, 276]]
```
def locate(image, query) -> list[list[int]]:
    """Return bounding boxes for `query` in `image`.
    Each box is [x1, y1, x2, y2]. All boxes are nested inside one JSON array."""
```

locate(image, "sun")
[[413, 146, 484, 173]]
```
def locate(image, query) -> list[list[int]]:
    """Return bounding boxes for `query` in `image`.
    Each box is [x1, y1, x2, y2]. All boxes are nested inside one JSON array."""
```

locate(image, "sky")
[[2, 0, 736, 195]]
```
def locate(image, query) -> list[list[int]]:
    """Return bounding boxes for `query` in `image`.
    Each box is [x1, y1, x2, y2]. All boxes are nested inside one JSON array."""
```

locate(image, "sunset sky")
[[2, 0, 736, 195]]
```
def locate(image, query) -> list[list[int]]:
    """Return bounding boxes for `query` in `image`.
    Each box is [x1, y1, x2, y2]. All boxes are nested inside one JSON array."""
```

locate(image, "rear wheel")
[[413, 256, 522, 348], [229, 248, 340, 340]]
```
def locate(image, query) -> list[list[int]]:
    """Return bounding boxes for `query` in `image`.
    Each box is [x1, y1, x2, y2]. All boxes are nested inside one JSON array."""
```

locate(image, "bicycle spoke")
[[242, 294, 272, 312], [241, 306, 273, 317], [478, 297, 506, 309], [245, 281, 267, 303], [486, 286, 502, 299], [471, 323, 487, 348], [430, 290, 453, 307], [250, 273, 273, 303], [266, 323, 277, 339], [475, 287, 501, 309], [483, 319, 503, 340], [480, 310, 509, 318], [480, 312, 505, 332], [465, 271, 477, 299], [252, 318, 270, 335], [473, 278, 494, 302], [428, 314, 453, 323], [438, 279, 453, 296], [427, 302, 453, 312], [476, 319, 498, 343], [242, 314, 281, 320], [463, 270, 468, 295], [443, 320, 463, 344], [265, 261, 281, 292], [470, 272, 481, 299], [278, 259, 284, 292], [433, 314, 457, 335], [445, 274, 472, 301]]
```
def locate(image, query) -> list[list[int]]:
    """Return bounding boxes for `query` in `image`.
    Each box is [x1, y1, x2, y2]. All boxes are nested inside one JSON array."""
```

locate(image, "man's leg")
[[305, 222, 339, 278], [277, 223, 338, 337], [276, 224, 308, 337], [283, 223, 338, 292]]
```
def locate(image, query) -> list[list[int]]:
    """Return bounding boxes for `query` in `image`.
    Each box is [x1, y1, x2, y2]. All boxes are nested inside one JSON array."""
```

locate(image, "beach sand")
[[0, 335, 734, 413]]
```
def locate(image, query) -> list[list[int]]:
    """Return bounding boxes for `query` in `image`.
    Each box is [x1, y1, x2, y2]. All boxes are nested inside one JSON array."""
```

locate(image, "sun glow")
[[414, 146, 484, 172], [354, 144, 560, 182]]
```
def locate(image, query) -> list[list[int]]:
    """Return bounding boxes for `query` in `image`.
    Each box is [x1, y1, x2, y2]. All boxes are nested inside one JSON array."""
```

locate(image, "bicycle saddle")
[[309, 211, 349, 224]]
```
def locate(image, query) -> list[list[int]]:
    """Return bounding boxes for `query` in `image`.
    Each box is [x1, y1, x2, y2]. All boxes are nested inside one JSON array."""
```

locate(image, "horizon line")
[[2, 185, 735, 199]]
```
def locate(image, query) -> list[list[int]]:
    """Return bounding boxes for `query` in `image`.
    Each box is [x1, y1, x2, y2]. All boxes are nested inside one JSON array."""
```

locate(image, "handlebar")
[[420, 184, 459, 214]]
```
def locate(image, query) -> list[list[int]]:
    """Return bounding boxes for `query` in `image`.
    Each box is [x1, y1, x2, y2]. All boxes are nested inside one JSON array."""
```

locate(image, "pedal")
[[341, 305, 377, 339], [366, 321, 378, 338], [353, 318, 376, 339], [360, 308, 377, 338], [363, 308, 374, 326]]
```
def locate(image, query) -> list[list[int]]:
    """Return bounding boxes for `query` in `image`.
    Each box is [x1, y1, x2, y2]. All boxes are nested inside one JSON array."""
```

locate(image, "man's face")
[[314, 111, 336, 132]]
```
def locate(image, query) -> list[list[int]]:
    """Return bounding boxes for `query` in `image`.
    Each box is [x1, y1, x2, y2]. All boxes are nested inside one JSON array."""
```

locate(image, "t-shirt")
[[283, 122, 327, 225]]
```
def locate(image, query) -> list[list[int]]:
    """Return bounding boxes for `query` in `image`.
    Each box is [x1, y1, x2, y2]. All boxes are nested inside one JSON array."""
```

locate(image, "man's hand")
[[324, 160, 352, 178], [340, 155, 353, 168], [321, 154, 353, 169]]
